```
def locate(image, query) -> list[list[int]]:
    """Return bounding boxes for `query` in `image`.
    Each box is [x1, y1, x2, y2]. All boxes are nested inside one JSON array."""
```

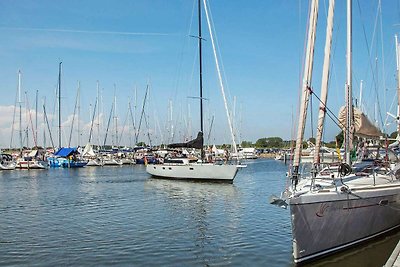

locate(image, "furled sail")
[[339, 106, 382, 138], [168, 132, 204, 149]]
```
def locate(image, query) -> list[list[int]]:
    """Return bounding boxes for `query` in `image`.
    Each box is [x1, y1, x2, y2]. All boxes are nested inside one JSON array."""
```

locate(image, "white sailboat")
[[274, 0, 400, 264], [146, 0, 242, 182]]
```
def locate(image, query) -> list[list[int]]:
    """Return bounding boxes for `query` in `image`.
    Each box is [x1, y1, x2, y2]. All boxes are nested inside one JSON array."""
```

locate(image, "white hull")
[[86, 159, 104, 166], [289, 175, 400, 263], [121, 158, 135, 165], [146, 163, 239, 182], [16, 160, 47, 169], [103, 159, 123, 166]]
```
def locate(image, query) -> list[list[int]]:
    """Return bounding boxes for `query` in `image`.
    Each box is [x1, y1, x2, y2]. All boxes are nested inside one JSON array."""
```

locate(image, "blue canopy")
[[54, 147, 78, 157]]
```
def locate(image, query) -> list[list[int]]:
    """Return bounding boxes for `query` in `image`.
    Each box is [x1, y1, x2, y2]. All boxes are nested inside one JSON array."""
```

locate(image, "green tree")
[[255, 138, 268, 147], [241, 141, 253, 148], [136, 142, 146, 147]]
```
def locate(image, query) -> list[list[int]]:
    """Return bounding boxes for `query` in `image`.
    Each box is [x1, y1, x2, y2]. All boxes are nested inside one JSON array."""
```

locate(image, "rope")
[[308, 87, 346, 131]]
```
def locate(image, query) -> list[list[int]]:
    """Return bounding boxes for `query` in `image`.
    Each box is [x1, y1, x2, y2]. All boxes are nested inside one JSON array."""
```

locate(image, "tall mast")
[[18, 70, 23, 155], [345, 0, 353, 164], [35, 89, 38, 148], [313, 0, 335, 165], [359, 80, 363, 111], [43, 97, 46, 149], [293, 0, 319, 173], [97, 81, 100, 147], [396, 35, 400, 136], [114, 84, 118, 147], [198, 0, 204, 160], [77, 83, 81, 146], [58, 61, 62, 148]]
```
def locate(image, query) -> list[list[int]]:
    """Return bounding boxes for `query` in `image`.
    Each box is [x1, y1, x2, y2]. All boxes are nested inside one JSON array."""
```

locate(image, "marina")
[[0, 159, 398, 266], [1, 0, 400, 266]]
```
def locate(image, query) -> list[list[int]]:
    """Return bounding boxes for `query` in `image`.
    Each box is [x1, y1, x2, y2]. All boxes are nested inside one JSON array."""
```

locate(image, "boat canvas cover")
[[168, 131, 203, 149], [339, 106, 382, 138], [55, 147, 79, 157]]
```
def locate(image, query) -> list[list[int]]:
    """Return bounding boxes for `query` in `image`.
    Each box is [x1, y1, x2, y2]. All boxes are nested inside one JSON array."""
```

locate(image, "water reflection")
[[144, 178, 242, 265], [300, 229, 400, 267]]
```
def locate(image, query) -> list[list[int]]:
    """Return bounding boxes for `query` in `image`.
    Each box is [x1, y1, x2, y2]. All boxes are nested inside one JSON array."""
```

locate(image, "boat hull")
[[290, 185, 400, 263], [146, 163, 239, 182], [103, 159, 123, 166], [86, 159, 104, 166], [16, 160, 47, 169], [0, 162, 16, 170]]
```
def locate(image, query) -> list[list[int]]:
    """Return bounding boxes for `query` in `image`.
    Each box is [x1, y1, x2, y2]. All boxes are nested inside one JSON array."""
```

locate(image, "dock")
[[385, 240, 400, 267]]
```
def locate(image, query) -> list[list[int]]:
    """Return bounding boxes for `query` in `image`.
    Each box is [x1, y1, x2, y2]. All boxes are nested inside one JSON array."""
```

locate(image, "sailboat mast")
[[58, 61, 62, 149], [97, 81, 100, 147], [198, 0, 203, 135], [345, 0, 353, 164], [198, 0, 205, 161], [396, 35, 400, 136], [18, 70, 22, 155], [35, 89, 38, 147], [314, 0, 335, 165], [43, 97, 46, 149], [293, 0, 319, 172]]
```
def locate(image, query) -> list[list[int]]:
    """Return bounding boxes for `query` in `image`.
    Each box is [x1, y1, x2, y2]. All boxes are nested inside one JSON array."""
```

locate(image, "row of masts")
[[9, 70, 242, 151], [7, 0, 241, 153]]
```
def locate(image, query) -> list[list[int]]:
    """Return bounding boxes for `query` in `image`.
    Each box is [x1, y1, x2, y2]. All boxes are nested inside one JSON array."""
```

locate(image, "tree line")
[[242, 131, 398, 149]]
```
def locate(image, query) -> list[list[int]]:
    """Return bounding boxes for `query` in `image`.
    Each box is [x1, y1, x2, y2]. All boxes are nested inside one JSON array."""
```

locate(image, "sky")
[[0, 0, 400, 148]]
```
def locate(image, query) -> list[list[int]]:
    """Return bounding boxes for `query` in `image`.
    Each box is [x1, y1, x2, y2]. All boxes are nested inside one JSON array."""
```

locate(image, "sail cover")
[[338, 106, 382, 138], [168, 131, 204, 149]]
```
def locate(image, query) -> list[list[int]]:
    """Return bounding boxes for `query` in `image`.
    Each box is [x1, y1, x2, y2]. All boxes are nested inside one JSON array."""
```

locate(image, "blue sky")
[[0, 0, 399, 148]]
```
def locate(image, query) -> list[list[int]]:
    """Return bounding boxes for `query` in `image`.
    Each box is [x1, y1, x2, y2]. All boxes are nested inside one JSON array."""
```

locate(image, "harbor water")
[[0, 159, 398, 266]]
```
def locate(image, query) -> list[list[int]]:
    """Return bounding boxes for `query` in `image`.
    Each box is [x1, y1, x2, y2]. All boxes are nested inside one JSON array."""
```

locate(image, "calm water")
[[0, 159, 398, 266]]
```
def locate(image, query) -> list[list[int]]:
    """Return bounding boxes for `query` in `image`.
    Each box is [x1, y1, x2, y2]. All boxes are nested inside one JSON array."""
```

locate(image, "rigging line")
[[0, 27, 178, 36], [208, 2, 231, 105], [378, 0, 388, 133], [103, 102, 114, 147], [68, 84, 79, 147], [10, 85, 18, 149], [309, 89, 346, 130], [43, 104, 55, 149], [25, 93, 38, 147], [203, 0, 238, 156], [310, 90, 314, 139], [88, 98, 98, 144], [357, 0, 384, 128], [118, 104, 130, 147], [173, 0, 197, 104]]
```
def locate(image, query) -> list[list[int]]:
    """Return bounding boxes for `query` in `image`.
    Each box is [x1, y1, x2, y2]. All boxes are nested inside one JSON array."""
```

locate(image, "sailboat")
[[13, 70, 47, 170], [146, 0, 242, 182], [274, 0, 400, 264]]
